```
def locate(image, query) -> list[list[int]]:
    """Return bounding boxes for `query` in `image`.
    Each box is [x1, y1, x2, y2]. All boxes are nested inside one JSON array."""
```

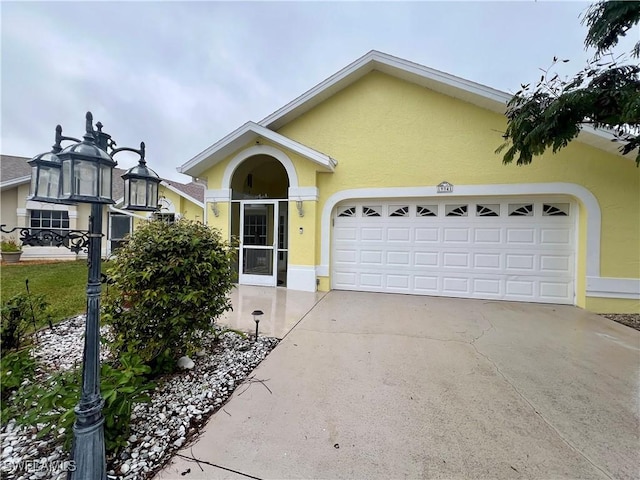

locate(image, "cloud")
[[2, 1, 636, 182]]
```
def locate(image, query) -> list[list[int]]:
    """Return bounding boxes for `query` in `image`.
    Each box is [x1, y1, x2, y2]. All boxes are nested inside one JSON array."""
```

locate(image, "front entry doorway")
[[237, 200, 288, 287]]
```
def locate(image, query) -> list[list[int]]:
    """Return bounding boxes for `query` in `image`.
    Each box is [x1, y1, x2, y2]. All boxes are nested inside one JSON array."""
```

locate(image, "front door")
[[239, 202, 278, 286]]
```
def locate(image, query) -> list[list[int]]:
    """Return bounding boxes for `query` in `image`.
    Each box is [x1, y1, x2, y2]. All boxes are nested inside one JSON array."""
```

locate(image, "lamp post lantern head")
[[28, 125, 77, 205], [28, 150, 65, 204], [57, 112, 117, 204], [121, 144, 161, 211]]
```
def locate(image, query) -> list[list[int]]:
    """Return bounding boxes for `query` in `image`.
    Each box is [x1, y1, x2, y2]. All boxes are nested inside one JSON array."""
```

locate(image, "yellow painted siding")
[[586, 297, 640, 314], [274, 72, 639, 306], [1, 189, 19, 238], [288, 200, 316, 266], [210, 202, 230, 240]]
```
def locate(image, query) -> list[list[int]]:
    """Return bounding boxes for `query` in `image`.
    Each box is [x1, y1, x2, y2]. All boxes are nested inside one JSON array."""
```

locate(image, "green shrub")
[[103, 219, 235, 373], [0, 348, 36, 405], [100, 351, 155, 453], [6, 351, 154, 455], [1, 293, 50, 351]]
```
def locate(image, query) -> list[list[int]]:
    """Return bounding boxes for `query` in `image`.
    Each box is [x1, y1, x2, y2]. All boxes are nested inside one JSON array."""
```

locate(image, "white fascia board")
[[0, 176, 30, 190], [577, 125, 636, 159], [160, 181, 204, 209], [178, 122, 335, 178]]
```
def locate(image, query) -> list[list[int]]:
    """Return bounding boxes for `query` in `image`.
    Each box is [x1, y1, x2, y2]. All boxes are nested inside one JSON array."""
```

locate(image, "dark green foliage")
[[103, 219, 235, 373], [99, 351, 155, 454], [0, 293, 50, 403], [583, 1, 640, 58], [0, 348, 36, 404], [5, 351, 154, 455], [1, 293, 51, 350], [498, 1, 640, 166]]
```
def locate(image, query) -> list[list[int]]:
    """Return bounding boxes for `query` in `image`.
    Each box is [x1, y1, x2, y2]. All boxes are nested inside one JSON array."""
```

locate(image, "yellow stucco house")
[[179, 51, 638, 313], [1, 155, 204, 259]]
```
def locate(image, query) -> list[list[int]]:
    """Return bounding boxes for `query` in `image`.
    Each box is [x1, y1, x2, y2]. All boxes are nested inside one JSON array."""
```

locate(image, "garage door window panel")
[[417, 205, 438, 217], [363, 206, 382, 217], [543, 203, 570, 216], [389, 206, 409, 217], [337, 206, 356, 217], [476, 204, 500, 217], [445, 204, 468, 217], [509, 204, 534, 216]]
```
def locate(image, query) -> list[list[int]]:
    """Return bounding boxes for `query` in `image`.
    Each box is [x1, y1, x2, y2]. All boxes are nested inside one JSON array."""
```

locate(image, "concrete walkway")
[[156, 291, 640, 480], [217, 285, 327, 339]]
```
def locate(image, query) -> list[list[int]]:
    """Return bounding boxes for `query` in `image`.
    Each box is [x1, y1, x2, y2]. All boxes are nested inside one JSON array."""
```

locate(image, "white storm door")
[[239, 202, 278, 286]]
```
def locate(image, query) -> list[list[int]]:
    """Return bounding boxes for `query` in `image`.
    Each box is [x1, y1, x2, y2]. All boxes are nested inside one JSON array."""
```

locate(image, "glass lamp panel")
[[100, 165, 112, 199], [48, 167, 61, 198], [147, 182, 158, 209], [75, 160, 98, 196], [38, 166, 60, 198], [30, 167, 37, 196], [131, 179, 147, 206], [62, 160, 72, 196]]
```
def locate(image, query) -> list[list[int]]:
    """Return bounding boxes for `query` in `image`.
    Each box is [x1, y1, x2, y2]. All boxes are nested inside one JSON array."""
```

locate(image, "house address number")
[[437, 181, 453, 193]]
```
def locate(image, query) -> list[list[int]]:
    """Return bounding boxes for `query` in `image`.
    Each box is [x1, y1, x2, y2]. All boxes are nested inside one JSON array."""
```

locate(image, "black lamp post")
[[2, 112, 160, 480]]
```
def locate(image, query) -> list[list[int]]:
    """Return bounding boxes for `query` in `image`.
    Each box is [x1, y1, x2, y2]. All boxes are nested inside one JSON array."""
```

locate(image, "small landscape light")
[[252, 309, 264, 340]]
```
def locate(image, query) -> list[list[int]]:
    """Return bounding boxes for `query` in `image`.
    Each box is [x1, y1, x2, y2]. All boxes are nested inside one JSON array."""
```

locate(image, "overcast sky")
[[2, 1, 637, 183]]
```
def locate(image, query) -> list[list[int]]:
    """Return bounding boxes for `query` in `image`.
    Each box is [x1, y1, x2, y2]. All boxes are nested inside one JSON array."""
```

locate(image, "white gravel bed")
[[1, 316, 279, 480], [29, 315, 113, 374]]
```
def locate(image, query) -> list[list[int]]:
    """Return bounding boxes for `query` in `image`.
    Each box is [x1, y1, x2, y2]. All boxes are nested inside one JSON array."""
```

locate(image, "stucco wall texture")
[[201, 71, 639, 313]]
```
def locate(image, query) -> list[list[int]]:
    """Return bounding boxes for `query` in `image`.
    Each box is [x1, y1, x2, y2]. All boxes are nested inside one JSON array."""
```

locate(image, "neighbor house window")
[[29, 210, 70, 247], [109, 213, 131, 253]]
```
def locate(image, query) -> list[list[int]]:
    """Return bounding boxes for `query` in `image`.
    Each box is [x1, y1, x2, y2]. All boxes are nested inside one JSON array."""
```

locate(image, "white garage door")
[[332, 198, 576, 304]]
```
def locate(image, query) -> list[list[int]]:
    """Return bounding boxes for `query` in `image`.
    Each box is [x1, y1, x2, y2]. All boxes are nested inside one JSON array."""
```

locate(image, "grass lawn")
[[1, 260, 92, 322]]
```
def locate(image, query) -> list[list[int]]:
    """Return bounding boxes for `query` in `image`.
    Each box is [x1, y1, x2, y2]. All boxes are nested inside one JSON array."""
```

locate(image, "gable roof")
[[259, 50, 511, 130], [178, 121, 336, 177], [258, 50, 625, 158], [179, 51, 626, 176]]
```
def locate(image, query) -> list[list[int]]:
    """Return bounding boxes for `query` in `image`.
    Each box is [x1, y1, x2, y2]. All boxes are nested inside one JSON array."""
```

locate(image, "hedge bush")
[[103, 219, 235, 373]]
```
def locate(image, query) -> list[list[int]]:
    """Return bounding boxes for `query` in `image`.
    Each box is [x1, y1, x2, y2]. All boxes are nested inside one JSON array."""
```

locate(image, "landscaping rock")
[[1, 316, 279, 480], [176, 356, 195, 370]]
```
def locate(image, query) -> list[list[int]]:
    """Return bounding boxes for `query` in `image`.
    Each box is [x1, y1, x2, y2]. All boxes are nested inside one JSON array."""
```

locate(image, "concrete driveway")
[[156, 291, 640, 480]]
